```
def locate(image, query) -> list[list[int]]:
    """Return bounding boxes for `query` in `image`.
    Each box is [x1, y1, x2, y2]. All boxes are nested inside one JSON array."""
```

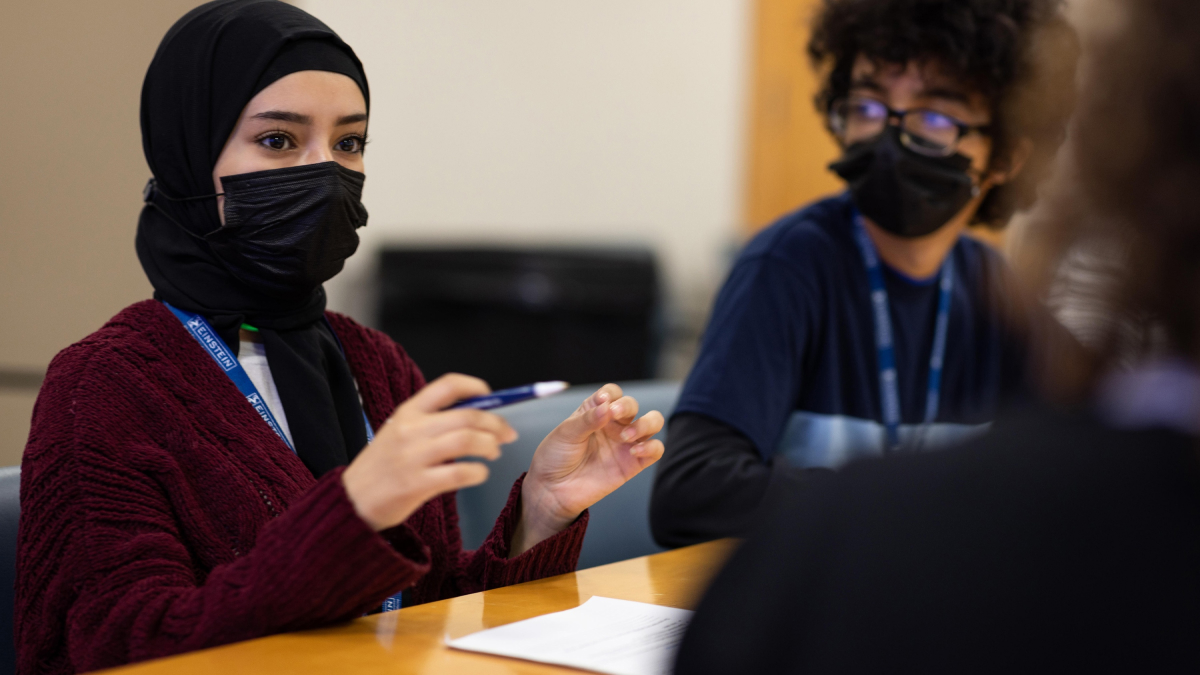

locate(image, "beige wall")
[[291, 1, 752, 346], [0, 1, 202, 465]]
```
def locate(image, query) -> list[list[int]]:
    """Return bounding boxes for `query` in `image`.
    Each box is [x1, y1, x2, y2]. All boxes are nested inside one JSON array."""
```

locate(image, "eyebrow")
[[251, 110, 311, 124], [920, 87, 972, 105], [249, 110, 368, 126], [336, 113, 368, 126], [849, 76, 886, 94], [849, 76, 974, 109]]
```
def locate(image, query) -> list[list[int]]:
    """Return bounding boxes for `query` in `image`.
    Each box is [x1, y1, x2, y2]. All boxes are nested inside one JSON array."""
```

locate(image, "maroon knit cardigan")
[[15, 300, 587, 674]]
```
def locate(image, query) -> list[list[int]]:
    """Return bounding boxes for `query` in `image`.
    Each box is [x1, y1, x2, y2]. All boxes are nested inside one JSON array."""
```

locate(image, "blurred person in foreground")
[[674, 0, 1200, 670], [651, 0, 1080, 548], [15, 2, 665, 673]]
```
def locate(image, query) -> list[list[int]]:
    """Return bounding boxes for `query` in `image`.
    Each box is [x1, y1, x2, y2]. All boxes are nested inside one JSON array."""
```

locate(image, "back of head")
[[1023, 0, 1200, 390], [808, 0, 1080, 228]]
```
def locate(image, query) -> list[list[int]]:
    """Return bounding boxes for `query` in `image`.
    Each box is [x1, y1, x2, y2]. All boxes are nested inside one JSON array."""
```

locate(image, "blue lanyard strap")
[[166, 303, 297, 453], [851, 214, 954, 452], [321, 317, 375, 444], [165, 303, 377, 451]]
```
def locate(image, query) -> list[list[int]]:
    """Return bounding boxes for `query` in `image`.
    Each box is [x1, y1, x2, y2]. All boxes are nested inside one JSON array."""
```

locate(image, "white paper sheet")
[[445, 596, 694, 675]]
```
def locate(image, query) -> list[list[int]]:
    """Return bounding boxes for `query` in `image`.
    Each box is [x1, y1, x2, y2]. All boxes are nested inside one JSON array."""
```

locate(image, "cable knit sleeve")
[[17, 343, 428, 674]]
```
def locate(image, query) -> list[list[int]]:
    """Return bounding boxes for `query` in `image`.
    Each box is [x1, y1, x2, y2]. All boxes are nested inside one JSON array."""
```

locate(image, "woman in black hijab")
[[15, 2, 664, 673]]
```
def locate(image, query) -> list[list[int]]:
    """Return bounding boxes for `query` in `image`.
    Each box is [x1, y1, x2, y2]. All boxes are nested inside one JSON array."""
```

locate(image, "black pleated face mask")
[[205, 161, 368, 300], [829, 126, 979, 238]]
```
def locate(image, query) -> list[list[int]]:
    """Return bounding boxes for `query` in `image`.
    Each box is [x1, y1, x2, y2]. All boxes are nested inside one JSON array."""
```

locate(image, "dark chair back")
[[379, 247, 662, 390], [0, 467, 20, 675]]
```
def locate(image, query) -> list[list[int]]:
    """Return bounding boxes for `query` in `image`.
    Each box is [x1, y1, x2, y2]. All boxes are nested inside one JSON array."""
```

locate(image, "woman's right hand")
[[341, 374, 517, 531]]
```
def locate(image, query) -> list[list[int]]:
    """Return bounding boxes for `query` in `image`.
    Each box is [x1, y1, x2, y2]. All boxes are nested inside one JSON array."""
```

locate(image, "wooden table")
[[104, 539, 738, 674]]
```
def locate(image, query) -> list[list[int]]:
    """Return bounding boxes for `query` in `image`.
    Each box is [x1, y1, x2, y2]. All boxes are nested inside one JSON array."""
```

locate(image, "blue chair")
[[456, 381, 680, 569], [0, 467, 20, 675]]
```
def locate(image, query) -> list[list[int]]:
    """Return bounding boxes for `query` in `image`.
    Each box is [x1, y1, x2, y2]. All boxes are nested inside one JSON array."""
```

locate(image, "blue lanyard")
[[166, 303, 297, 453], [851, 214, 954, 452], [165, 303, 376, 450]]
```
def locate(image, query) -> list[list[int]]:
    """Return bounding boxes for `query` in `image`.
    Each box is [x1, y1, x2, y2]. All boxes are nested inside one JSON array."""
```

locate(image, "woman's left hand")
[[510, 384, 665, 557]]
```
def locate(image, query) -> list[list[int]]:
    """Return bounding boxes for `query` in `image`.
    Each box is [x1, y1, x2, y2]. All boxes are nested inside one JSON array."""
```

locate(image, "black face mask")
[[198, 161, 368, 300], [829, 126, 979, 238]]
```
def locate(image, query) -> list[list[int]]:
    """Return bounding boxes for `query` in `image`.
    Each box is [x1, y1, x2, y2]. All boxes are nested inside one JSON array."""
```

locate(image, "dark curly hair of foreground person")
[[808, 0, 1079, 228]]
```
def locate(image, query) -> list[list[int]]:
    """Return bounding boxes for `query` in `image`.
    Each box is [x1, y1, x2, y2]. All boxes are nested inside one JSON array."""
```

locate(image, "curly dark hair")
[[808, 0, 1080, 228], [1020, 0, 1200, 390]]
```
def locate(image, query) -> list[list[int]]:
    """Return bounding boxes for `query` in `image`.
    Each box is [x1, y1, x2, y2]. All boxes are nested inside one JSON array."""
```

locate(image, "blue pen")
[[449, 381, 570, 410]]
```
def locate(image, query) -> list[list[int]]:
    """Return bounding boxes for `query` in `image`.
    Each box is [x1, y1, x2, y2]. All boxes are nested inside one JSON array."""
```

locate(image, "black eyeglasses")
[[829, 96, 992, 157]]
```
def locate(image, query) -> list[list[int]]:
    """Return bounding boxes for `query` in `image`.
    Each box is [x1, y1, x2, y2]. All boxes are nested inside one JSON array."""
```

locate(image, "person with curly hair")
[[673, 0, 1200, 669], [650, 0, 1080, 548]]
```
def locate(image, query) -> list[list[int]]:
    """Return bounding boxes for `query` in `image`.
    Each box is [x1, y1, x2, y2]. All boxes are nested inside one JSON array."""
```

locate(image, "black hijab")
[[137, 0, 373, 477]]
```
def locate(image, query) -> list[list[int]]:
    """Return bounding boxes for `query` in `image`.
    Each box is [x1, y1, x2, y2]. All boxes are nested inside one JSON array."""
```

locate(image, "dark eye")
[[917, 111, 958, 131], [260, 134, 292, 151], [850, 98, 887, 122], [336, 136, 365, 153]]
